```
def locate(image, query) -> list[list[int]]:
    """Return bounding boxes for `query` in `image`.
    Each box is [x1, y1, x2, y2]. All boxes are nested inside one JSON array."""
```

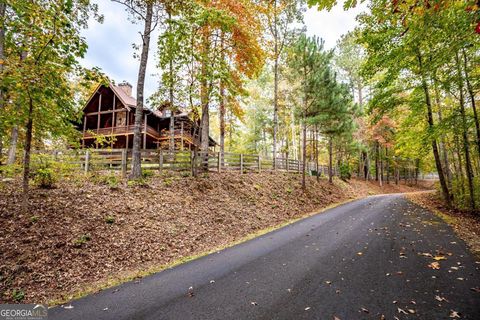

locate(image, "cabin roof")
[[111, 84, 136, 108]]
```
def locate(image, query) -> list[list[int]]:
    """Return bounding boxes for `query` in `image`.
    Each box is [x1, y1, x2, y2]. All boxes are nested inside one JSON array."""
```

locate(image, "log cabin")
[[80, 82, 216, 150]]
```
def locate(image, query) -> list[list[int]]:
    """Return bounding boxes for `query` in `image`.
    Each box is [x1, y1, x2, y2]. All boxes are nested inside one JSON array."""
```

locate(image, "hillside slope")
[[0, 172, 432, 304]]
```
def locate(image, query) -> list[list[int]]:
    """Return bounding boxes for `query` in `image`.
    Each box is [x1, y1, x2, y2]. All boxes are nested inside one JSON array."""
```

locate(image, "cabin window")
[[116, 111, 126, 126]]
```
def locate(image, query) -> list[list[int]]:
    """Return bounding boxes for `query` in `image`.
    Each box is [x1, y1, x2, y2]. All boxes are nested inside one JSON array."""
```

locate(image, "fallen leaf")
[[449, 310, 460, 318], [408, 309, 416, 314], [357, 252, 363, 256], [251, 301, 258, 306], [457, 278, 464, 281], [428, 262, 440, 270], [305, 307, 311, 311], [103, 308, 108, 311], [434, 256, 446, 261], [397, 308, 408, 314], [360, 307, 369, 313], [209, 280, 215, 284], [435, 295, 448, 302], [470, 287, 480, 293], [63, 305, 74, 310], [333, 316, 341, 320], [325, 281, 332, 285]]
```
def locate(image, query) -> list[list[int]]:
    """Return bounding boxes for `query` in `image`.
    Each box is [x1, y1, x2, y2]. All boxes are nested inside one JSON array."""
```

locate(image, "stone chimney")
[[118, 81, 132, 97]]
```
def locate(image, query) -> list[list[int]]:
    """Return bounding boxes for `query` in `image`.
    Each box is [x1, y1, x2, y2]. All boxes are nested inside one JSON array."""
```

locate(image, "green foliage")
[[34, 167, 57, 189], [73, 234, 91, 248], [11, 289, 25, 302], [339, 163, 352, 181], [0, 164, 22, 178], [105, 216, 115, 224], [127, 178, 149, 188], [142, 169, 155, 179]]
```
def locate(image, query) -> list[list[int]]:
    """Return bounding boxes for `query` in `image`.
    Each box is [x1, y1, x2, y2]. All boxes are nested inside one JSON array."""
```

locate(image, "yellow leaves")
[[0, 59, 4, 65], [428, 261, 440, 269], [433, 256, 446, 261]]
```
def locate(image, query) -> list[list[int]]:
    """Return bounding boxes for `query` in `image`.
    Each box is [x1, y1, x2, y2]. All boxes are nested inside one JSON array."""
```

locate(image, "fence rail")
[[28, 149, 336, 177]]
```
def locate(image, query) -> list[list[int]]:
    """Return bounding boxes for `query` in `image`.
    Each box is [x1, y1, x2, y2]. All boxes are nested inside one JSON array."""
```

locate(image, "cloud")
[[80, 1, 367, 103], [80, 0, 159, 99], [304, 2, 368, 49]]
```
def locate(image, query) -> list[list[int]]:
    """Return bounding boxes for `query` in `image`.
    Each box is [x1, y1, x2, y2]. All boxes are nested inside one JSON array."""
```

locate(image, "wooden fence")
[[30, 149, 336, 178]]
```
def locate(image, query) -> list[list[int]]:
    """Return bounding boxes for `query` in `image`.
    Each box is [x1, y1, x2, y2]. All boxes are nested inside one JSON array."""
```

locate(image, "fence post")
[[240, 154, 244, 174], [298, 160, 301, 173], [159, 150, 164, 174], [217, 152, 221, 173], [121, 149, 127, 178], [258, 155, 261, 173], [84, 150, 90, 175], [286, 155, 289, 172]]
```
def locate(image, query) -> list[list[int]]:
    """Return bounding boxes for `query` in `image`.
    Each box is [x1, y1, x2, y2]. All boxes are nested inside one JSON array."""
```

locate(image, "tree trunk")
[[328, 136, 333, 184], [219, 33, 225, 163], [7, 126, 18, 165], [23, 95, 34, 202], [385, 147, 390, 184], [315, 126, 319, 181], [378, 142, 383, 187], [130, 3, 153, 179], [434, 81, 453, 192], [301, 119, 307, 189], [462, 49, 480, 162], [199, 26, 210, 172], [272, 0, 278, 169], [0, 2, 6, 165], [375, 141, 379, 181], [417, 50, 451, 206], [455, 52, 475, 211], [168, 10, 175, 153]]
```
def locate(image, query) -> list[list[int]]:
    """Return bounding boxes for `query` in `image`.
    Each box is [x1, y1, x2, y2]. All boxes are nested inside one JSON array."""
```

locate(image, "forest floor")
[[406, 191, 480, 259], [0, 172, 433, 305]]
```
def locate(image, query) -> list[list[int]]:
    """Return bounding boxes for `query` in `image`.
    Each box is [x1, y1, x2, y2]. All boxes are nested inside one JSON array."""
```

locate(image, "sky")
[[81, 1, 368, 101]]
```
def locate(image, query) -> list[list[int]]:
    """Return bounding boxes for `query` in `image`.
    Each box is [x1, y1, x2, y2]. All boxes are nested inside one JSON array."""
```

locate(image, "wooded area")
[[0, 0, 478, 213]]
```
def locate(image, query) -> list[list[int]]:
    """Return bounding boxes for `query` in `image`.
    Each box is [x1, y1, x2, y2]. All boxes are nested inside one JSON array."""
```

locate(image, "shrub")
[[34, 167, 57, 188], [93, 173, 120, 189], [142, 169, 155, 179], [73, 234, 91, 247], [105, 216, 115, 224], [339, 164, 352, 181], [12, 289, 25, 302]]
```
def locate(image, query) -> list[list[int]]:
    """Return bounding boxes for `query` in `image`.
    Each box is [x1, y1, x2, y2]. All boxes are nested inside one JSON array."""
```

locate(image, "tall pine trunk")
[[219, 32, 225, 163], [434, 80, 453, 192], [168, 10, 175, 153], [272, 0, 278, 169], [0, 2, 6, 164], [23, 95, 34, 202], [328, 136, 333, 184], [417, 50, 451, 206], [199, 26, 210, 172], [455, 52, 475, 210], [462, 49, 480, 162], [130, 3, 153, 179]]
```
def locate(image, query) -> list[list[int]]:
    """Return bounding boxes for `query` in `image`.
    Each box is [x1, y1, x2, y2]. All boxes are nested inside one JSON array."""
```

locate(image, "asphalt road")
[[49, 194, 480, 320]]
